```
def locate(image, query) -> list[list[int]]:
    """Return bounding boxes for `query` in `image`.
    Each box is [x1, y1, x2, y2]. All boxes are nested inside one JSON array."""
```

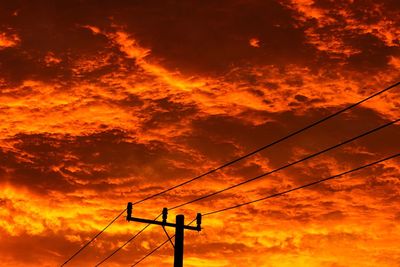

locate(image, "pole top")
[[176, 214, 184, 223]]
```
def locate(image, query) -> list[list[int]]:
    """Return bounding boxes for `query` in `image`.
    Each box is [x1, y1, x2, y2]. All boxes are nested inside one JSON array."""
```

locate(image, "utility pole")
[[126, 202, 201, 267]]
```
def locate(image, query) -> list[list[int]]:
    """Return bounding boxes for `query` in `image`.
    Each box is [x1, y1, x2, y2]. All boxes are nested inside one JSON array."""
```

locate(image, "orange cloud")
[[0, 2, 399, 266], [249, 37, 260, 48], [0, 31, 20, 49], [44, 52, 62, 66]]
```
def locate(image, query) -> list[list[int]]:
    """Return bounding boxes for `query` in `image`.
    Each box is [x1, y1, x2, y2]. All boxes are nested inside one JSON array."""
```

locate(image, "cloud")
[[0, 1, 399, 266], [0, 31, 20, 49]]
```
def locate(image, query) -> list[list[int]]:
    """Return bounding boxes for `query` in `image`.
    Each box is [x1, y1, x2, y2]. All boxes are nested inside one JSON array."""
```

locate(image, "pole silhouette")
[[173, 215, 184, 267], [126, 203, 201, 267]]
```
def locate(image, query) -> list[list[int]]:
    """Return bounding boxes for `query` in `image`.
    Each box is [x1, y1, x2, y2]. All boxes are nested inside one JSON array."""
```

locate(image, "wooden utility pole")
[[126, 202, 201, 267]]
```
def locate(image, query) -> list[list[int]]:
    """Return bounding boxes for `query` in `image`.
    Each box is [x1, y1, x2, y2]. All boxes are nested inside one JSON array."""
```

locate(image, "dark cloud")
[[5, 130, 199, 194], [0, 0, 317, 79], [345, 33, 397, 70], [1, 0, 398, 86], [113, 0, 317, 75]]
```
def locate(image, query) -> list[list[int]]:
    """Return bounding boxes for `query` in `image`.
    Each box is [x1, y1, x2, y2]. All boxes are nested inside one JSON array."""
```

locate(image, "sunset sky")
[[1, 0, 400, 266]]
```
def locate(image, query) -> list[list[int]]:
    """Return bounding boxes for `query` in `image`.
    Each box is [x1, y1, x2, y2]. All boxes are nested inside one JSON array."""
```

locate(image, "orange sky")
[[0, 1, 400, 266]]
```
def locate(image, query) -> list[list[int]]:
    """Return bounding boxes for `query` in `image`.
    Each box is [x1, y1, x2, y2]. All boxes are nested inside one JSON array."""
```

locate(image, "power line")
[[61, 81, 399, 265], [112, 82, 400, 264], [168, 118, 399, 210], [60, 209, 126, 266], [91, 82, 400, 265], [131, 81, 400, 207], [130, 153, 400, 266], [95, 214, 162, 266], [204, 152, 400, 216]]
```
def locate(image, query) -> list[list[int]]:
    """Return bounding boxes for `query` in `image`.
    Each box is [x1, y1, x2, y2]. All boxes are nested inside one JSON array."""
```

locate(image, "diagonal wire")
[[131, 81, 400, 207], [168, 118, 399, 210], [96, 116, 400, 265], [131, 237, 172, 267], [61, 209, 126, 266], [162, 226, 175, 248], [131, 218, 197, 267], [94, 213, 162, 266], [203, 152, 400, 215], [61, 81, 400, 265], [131, 153, 399, 266]]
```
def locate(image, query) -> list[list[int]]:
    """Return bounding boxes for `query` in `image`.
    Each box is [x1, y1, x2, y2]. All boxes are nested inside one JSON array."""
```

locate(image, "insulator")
[[162, 207, 168, 223], [127, 202, 133, 220], [196, 213, 202, 230]]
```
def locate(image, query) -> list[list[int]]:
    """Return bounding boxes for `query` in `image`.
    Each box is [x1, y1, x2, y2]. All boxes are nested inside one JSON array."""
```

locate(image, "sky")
[[0, 0, 400, 266]]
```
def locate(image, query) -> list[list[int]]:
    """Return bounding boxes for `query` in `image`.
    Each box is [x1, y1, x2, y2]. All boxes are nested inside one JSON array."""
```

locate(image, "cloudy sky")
[[0, 0, 399, 266]]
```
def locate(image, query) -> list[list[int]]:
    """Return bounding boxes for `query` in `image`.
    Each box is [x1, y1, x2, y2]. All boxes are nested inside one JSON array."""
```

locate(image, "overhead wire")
[[61, 81, 400, 265], [203, 152, 400, 216], [131, 81, 400, 206], [129, 152, 400, 266], [94, 213, 162, 266], [95, 82, 400, 265], [61, 209, 126, 266], [124, 119, 399, 266], [131, 238, 172, 267], [168, 118, 399, 210], [103, 82, 400, 266], [96, 115, 396, 266]]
